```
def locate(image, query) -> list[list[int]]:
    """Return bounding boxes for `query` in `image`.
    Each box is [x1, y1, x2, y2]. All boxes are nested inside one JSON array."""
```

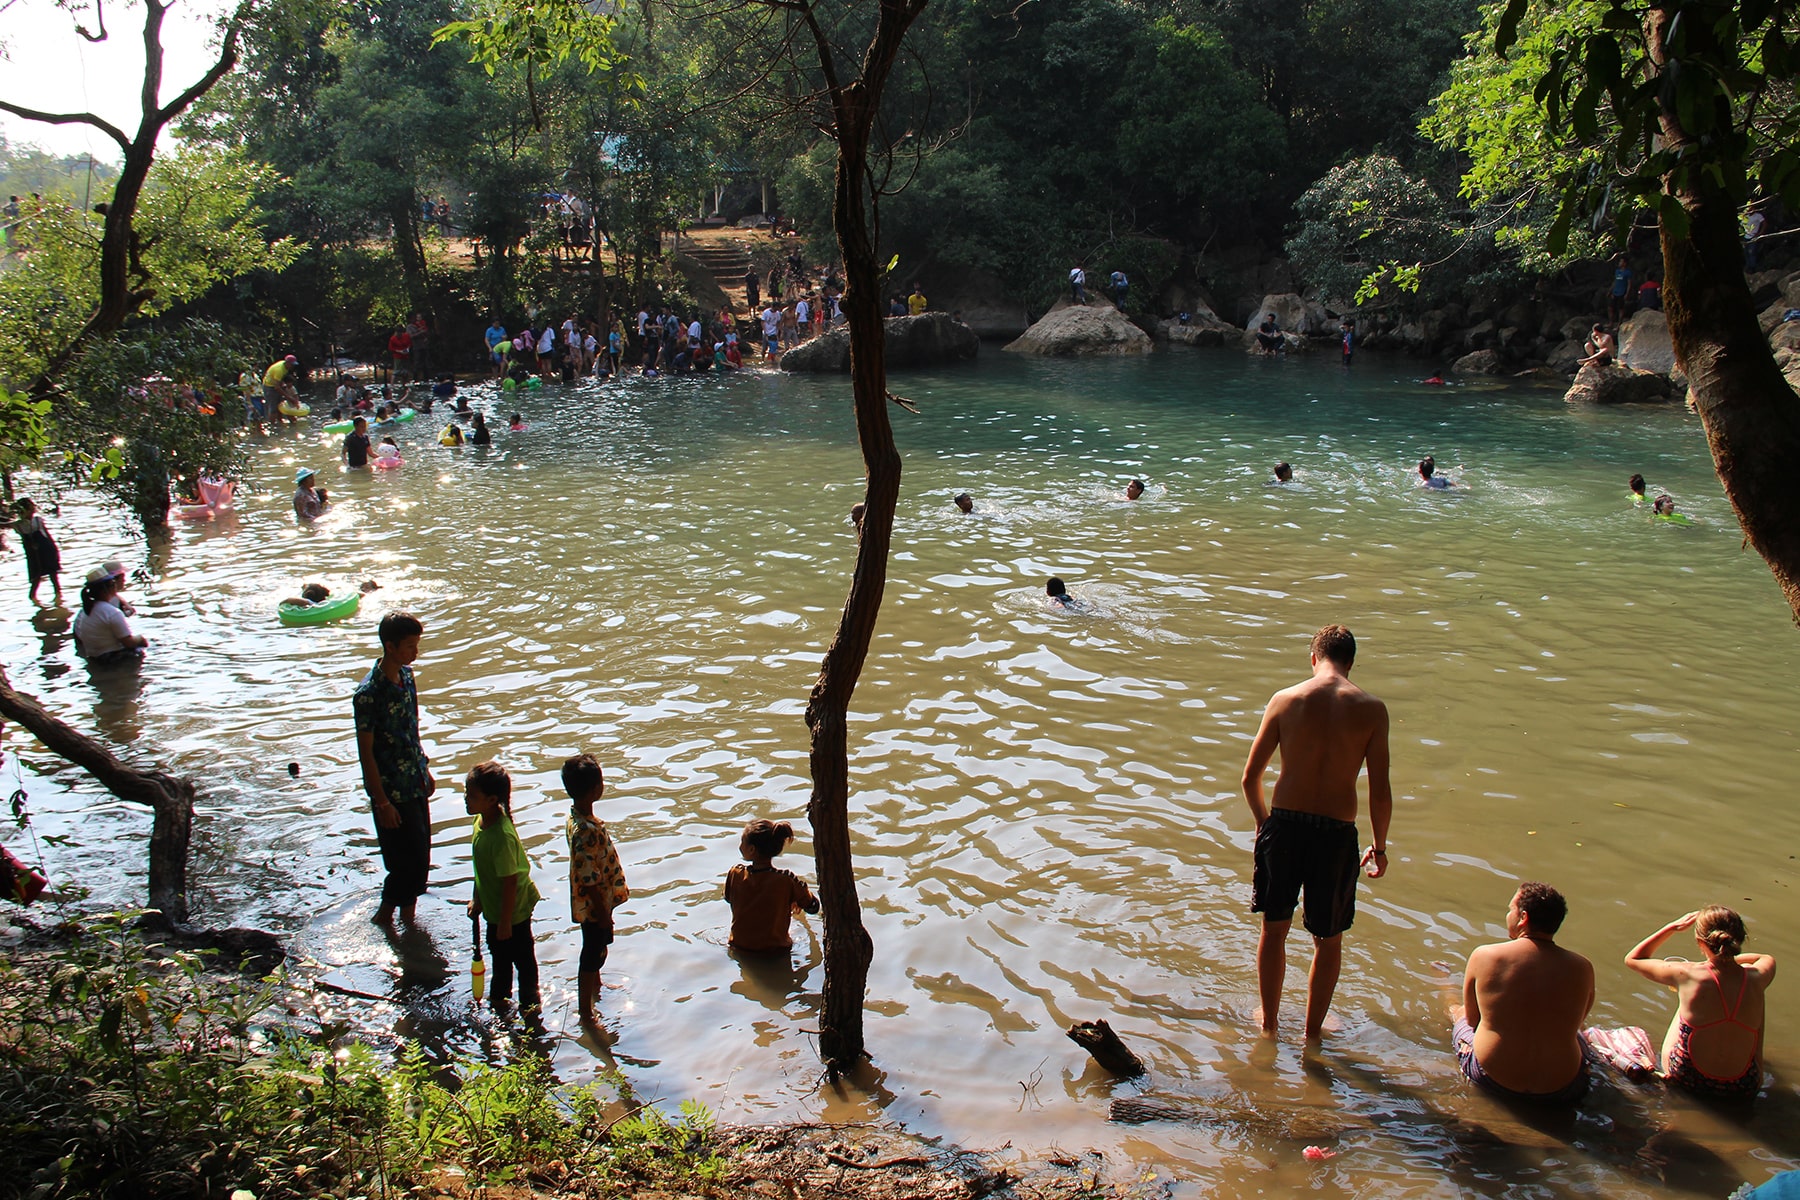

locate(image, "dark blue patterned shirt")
[[352, 660, 430, 805]]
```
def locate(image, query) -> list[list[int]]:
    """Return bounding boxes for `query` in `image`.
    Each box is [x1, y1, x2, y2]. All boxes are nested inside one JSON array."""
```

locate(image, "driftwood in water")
[[1068, 1019, 1147, 1078], [0, 665, 195, 924]]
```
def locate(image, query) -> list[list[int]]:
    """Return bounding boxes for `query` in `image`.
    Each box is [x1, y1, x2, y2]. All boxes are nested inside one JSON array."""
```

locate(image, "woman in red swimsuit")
[[1626, 906, 1777, 1100]]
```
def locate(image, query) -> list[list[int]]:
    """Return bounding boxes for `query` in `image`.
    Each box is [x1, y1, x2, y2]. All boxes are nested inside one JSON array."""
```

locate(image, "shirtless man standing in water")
[[1241, 624, 1392, 1039]]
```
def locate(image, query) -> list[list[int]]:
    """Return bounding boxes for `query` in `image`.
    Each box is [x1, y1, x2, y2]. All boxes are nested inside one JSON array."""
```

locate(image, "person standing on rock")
[[1241, 624, 1392, 1041], [745, 267, 761, 312], [908, 285, 928, 315], [1608, 255, 1634, 323], [1110, 269, 1129, 309], [1070, 264, 1088, 305]]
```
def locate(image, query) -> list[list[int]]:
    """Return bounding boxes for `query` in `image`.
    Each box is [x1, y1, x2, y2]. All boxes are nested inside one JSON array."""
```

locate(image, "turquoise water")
[[5, 347, 1797, 1197]]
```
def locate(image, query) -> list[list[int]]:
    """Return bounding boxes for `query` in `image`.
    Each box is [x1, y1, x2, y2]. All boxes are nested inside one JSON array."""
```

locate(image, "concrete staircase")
[[680, 237, 755, 311]]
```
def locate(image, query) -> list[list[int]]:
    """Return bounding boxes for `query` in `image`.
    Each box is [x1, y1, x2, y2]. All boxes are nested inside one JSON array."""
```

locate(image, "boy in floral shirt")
[[563, 754, 629, 1025]]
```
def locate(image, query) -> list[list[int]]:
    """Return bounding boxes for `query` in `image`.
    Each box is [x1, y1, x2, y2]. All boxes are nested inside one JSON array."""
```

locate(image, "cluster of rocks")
[[777, 311, 980, 372]]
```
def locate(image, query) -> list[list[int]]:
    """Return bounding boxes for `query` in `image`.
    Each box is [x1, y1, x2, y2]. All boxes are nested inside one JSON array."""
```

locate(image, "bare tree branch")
[[0, 100, 130, 149]]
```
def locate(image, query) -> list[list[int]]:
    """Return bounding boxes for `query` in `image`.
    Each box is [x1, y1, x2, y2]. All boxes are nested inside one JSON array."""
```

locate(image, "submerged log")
[[1068, 1019, 1147, 1078], [0, 666, 195, 924]]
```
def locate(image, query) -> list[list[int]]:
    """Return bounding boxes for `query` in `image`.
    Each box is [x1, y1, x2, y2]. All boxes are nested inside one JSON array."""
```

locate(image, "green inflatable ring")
[[324, 409, 415, 433], [526, 375, 543, 390], [278, 590, 361, 627], [502, 378, 518, 391]]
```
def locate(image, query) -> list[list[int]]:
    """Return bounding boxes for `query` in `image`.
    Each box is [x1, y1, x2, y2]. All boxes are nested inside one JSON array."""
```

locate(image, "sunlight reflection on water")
[[7, 348, 1799, 1197]]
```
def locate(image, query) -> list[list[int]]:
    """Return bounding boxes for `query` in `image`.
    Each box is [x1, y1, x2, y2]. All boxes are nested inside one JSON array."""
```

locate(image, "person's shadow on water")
[[86, 662, 147, 744], [31, 607, 69, 659], [729, 926, 822, 1018]]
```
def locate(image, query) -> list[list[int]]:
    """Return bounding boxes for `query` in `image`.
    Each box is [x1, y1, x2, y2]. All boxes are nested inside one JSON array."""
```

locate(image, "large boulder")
[[1245, 293, 1330, 337], [1157, 308, 1237, 347], [779, 312, 980, 373], [1004, 305, 1152, 356], [1453, 349, 1503, 375], [1564, 362, 1675, 404], [1618, 309, 1677, 375], [1545, 339, 1585, 374], [670, 253, 729, 311], [1461, 319, 1499, 351]]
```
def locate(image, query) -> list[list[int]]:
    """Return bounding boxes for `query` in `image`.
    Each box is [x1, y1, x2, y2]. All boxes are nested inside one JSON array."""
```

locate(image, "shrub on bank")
[[0, 914, 723, 1199]]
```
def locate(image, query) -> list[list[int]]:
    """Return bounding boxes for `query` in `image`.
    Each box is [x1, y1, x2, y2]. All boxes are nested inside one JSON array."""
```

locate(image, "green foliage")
[[55, 320, 256, 530], [436, 0, 639, 89], [0, 148, 296, 385], [1422, 0, 1614, 267], [0, 383, 54, 475], [1287, 154, 1461, 307], [0, 913, 727, 1200], [1433, 0, 1800, 261]]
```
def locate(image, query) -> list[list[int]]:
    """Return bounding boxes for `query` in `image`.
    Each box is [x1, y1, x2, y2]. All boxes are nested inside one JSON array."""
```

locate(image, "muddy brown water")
[[5, 351, 1796, 1197]]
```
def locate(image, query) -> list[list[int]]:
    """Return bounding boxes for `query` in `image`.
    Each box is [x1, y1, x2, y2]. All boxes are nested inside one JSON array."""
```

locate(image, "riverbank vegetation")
[[0, 913, 1146, 1200]]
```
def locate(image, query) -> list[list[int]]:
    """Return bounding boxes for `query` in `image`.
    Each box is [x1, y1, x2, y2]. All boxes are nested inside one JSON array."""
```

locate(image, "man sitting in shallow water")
[[1453, 881, 1595, 1105]]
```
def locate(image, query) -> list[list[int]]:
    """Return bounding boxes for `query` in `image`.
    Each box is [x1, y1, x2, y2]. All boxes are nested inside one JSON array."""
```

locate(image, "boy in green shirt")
[[464, 761, 541, 1015]]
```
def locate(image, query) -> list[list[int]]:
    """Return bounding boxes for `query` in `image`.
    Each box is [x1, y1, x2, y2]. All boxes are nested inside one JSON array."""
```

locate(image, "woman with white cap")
[[72, 568, 147, 668], [292, 468, 329, 521]]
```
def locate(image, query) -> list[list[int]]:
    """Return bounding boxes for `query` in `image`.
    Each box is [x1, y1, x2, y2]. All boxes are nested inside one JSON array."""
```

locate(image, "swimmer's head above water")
[[1419, 456, 1436, 480], [1653, 494, 1676, 515], [1629, 473, 1646, 497], [1126, 479, 1145, 500], [954, 493, 973, 514], [1045, 576, 1074, 605], [1274, 462, 1293, 483]]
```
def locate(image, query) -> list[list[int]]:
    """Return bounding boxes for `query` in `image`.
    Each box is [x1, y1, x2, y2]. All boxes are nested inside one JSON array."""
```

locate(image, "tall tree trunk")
[[392, 198, 432, 310], [800, 0, 929, 1078], [0, 668, 196, 923], [1649, 9, 1800, 624]]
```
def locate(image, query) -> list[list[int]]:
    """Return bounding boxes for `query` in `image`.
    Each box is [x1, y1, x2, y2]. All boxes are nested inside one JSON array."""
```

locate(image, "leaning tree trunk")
[[0, 667, 195, 923], [800, 0, 928, 1077], [1651, 9, 1800, 625]]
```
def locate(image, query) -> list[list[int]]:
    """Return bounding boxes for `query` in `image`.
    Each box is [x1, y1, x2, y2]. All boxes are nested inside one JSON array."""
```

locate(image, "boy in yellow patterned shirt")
[[564, 753, 629, 1025]]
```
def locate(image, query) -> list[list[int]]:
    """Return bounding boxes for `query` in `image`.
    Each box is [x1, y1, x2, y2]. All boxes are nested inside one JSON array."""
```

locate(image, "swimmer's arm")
[[1365, 704, 1392, 853], [356, 728, 398, 828], [1625, 917, 1700, 985], [1240, 696, 1283, 830], [1738, 953, 1776, 982]]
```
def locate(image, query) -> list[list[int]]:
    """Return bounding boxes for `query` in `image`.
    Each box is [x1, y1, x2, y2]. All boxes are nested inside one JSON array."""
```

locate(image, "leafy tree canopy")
[[0, 147, 297, 386]]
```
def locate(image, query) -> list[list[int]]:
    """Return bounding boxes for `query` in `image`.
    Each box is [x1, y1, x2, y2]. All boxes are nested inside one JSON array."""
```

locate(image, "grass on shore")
[[0, 913, 1159, 1200]]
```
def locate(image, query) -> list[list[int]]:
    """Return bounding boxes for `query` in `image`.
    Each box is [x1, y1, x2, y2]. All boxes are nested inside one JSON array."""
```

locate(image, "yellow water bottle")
[[470, 909, 486, 1000]]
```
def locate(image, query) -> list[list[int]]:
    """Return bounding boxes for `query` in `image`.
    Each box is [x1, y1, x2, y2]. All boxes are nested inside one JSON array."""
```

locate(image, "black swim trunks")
[[1252, 807, 1360, 938]]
